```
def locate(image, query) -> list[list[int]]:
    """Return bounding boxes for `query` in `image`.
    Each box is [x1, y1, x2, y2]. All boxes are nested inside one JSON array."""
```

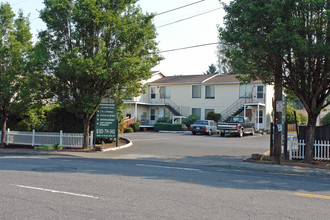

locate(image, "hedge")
[[154, 122, 181, 132]]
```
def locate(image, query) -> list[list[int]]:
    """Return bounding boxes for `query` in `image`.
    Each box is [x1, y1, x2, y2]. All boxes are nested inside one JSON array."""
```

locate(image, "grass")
[[34, 144, 63, 151]]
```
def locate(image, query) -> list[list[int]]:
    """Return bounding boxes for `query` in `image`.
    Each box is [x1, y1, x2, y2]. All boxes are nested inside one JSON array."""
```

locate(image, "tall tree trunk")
[[82, 114, 91, 149], [1, 116, 7, 148], [304, 114, 317, 163], [273, 55, 283, 164]]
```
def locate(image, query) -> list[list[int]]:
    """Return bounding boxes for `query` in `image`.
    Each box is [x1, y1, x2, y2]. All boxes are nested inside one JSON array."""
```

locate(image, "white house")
[[124, 73, 274, 131]]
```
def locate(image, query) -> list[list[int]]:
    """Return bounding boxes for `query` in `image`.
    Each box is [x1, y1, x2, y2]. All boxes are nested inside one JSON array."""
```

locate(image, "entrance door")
[[255, 109, 264, 130], [150, 108, 156, 124]]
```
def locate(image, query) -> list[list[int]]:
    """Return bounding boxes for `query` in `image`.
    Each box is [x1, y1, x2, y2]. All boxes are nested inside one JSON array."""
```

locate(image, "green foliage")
[[129, 122, 140, 132], [182, 115, 200, 127], [7, 105, 51, 131], [286, 106, 307, 124], [154, 123, 181, 132], [124, 127, 134, 133], [206, 112, 221, 122], [45, 105, 83, 132], [204, 64, 219, 75], [39, 0, 162, 148], [321, 112, 330, 125], [0, 3, 34, 146], [34, 144, 62, 151]]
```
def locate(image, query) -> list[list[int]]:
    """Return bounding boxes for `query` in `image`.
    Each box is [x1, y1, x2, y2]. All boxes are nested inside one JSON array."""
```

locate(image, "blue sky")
[[8, 0, 229, 76]]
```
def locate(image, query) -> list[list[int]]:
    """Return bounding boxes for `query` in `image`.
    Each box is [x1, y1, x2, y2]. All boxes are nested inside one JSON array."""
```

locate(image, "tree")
[[204, 64, 219, 75], [39, 0, 161, 148], [0, 3, 33, 147], [219, 0, 329, 163]]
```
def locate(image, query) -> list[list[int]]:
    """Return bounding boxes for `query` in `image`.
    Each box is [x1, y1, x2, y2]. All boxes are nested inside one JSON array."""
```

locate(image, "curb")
[[158, 131, 191, 134], [101, 137, 133, 152]]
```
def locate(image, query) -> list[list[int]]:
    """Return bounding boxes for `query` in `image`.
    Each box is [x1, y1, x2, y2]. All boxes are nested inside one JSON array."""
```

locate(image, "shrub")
[[286, 106, 307, 124], [154, 122, 181, 132], [182, 115, 199, 127], [321, 112, 330, 125], [206, 112, 221, 122], [129, 122, 140, 132], [124, 127, 134, 133]]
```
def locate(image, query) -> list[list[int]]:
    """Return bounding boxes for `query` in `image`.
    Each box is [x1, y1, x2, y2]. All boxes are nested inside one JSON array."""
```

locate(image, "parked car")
[[217, 116, 255, 137], [189, 120, 218, 135]]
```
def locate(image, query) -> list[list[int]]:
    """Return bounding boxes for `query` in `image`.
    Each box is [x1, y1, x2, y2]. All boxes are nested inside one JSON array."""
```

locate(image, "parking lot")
[[113, 132, 270, 162]]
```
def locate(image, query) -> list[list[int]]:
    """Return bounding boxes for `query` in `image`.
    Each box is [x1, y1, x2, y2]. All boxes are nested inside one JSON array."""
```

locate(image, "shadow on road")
[[0, 154, 329, 193]]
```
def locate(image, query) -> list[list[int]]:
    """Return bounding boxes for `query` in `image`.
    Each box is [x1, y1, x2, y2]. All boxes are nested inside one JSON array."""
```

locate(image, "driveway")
[[108, 132, 270, 163]]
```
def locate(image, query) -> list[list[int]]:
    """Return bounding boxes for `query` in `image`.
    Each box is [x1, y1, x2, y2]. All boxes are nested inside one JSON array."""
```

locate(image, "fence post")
[[32, 129, 35, 146], [60, 130, 63, 146], [289, 137, 292, 160], [90, 131, 93, 149], [6, 128, 10, 145], [270, 122, 274, 156]]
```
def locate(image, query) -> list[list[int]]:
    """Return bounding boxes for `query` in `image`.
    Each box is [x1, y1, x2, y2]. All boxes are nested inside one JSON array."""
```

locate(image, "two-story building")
[[124, 72, 274, 131]]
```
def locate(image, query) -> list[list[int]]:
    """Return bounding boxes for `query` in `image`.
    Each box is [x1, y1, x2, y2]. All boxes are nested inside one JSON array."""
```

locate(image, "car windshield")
[[226, 117, 244, 123], [193, 120, 208, 125]]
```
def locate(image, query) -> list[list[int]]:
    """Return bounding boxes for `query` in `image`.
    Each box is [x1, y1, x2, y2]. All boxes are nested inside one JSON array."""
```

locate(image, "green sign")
[[96, 103, 117, 138]]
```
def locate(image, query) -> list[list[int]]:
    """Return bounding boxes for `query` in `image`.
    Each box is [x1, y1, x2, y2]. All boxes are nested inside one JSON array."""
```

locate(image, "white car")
[[189, 120, 218, 135]]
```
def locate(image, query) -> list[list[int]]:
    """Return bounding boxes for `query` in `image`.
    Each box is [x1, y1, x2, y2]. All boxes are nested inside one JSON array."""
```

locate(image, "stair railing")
[[220, 98, 253, 121]]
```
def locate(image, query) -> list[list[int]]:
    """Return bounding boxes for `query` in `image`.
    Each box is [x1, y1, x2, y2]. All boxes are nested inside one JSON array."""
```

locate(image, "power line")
[[12, 0, 29, 6], [160, 42, 219, 53], [155, 0, 205, 16], [157, 8, 221, 28]]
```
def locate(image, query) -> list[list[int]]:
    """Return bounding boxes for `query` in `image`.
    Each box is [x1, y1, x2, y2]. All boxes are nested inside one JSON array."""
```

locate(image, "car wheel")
[[220, 133, 225, 137], [238, 129, 243, 137], [192, 132, 196, 135]]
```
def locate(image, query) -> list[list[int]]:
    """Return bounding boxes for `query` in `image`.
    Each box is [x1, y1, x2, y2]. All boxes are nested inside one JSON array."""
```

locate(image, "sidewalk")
[[1, 140, 329, 178]]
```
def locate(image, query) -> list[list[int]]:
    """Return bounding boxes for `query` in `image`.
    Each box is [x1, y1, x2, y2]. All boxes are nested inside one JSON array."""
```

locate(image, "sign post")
[[95, 103, 118, 146]]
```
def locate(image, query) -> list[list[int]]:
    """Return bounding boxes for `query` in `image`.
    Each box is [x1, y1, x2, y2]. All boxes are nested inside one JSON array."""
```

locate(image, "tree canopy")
[[39, 0, 162, 148], [204, 64, 219, 75], [0, 3, 33, 147], [218, 0, 329, 162]]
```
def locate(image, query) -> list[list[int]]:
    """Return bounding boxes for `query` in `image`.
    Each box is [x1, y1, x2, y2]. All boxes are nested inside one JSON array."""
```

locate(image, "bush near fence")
[[154, 122, 181, 132]]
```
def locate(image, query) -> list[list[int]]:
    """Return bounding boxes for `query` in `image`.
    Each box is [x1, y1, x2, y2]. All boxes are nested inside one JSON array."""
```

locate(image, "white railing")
[[1, 129, 94, 148], [289, 137, 330, 161]]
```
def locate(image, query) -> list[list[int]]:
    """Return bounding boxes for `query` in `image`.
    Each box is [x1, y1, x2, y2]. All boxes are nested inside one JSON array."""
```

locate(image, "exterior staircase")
[[162, 99, 182, 116], [220, 98, 253, 121]]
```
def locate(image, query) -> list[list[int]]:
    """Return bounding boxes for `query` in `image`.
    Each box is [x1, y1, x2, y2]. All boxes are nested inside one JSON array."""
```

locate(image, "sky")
[[7, 0, 230, 76]]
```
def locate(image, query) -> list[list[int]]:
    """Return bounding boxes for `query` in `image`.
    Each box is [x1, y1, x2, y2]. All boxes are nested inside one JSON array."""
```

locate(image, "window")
[[160, 86, 171, 99], [239, 84, 253, 98], [150, 86, 156, 99], [257, 85, 264, 99], [205, 109, 214, 119], [192, 85, 201, 98], [192, 108, 201, 119], [205, 85, 215, 99]]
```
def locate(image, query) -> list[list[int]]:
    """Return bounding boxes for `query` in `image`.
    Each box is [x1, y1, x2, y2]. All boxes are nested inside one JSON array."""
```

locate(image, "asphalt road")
[[1, 132, 329, 219], [0, 155, 329, 219]]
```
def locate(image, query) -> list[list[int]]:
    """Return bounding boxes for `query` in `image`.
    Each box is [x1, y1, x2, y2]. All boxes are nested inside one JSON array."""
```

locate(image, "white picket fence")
[[0, 129, 94, 148], [289, 137, 330, 161]]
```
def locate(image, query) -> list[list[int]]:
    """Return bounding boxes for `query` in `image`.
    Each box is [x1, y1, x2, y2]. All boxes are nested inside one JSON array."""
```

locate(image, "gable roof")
[[150, 74, 241, 85], [151, 74, 217, 84], [203, 74, 240, 84]]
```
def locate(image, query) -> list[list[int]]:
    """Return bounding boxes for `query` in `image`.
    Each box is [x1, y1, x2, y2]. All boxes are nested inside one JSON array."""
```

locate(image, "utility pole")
[[273, 55, 283, 164]]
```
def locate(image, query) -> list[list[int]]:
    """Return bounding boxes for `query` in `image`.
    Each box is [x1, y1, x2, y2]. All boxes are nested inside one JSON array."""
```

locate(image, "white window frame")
[[204, 109, 215, 120], [160, 86, 171, 99], [192, 85, 202, 99], [205, 85, 215, 99], [191, 108, 202, 119]]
